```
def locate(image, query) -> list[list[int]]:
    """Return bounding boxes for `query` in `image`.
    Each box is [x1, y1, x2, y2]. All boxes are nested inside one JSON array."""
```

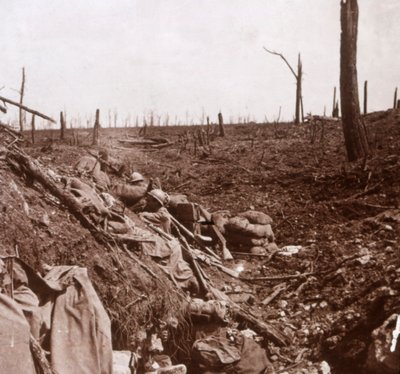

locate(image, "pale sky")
[[1, 0, 399, 127]]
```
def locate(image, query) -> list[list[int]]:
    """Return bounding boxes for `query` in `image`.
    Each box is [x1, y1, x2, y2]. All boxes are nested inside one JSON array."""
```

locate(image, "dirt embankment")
[[5, 108, 400, 373]]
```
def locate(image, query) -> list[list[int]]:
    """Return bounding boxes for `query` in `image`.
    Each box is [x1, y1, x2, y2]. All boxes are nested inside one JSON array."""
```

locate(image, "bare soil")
[[3, 109, 400, 373]]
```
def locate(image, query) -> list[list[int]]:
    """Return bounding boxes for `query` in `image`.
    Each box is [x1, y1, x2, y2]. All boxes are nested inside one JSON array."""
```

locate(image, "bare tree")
[[263, 48, 304, 124], [340, 0, 369, 161]]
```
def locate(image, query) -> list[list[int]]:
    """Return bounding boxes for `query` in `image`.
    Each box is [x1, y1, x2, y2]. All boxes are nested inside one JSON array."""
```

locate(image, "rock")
[[365, 314, 400, 374], [278, 245, 302, 256], [319, 360, 331, 374], [41, 212, 50, 226], [319, 301, 328, 309]]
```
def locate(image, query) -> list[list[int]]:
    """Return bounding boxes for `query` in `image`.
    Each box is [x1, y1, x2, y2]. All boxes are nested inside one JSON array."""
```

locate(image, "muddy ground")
[[3, 109, 400, 373]]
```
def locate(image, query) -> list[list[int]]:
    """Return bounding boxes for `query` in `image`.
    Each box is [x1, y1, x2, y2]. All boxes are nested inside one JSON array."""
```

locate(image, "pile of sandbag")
[[213, 210, 277, 255]]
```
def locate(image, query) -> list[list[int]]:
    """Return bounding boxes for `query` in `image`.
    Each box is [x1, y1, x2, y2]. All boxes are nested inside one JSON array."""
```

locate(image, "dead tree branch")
[[0, 94, 56, 123]]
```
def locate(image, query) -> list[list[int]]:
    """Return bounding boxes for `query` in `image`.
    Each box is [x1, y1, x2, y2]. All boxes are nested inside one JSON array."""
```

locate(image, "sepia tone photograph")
[[0, 1, 399, 373]]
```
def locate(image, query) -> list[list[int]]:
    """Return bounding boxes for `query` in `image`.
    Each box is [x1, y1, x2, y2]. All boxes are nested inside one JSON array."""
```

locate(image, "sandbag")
[[226, 217, 274, 240], [250, 246, 267, 255], [238, 210, 273, 225], [169, 194, 190, 209], [225, 232, 267, 247], [112, 183, 147, 206]]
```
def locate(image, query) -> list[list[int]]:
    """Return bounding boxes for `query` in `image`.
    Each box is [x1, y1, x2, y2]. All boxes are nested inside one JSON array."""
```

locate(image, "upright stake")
[[19, 67, 26, 132], [394, 87, 398, 109], [31, 114, 35, 144], [60, 111, 66, 140], [363, 80, 368, 115], [92, 109, 100, 146]]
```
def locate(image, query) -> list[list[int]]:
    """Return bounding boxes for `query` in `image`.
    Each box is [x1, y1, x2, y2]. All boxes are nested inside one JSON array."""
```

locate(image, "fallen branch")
[[242, 254, 364, 282], [261, 282, 287, 306], [0, 95, 56, 123]]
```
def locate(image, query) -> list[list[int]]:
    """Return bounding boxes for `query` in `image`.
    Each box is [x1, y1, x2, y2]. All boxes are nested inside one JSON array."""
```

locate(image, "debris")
[[278, 245, 302, 256]]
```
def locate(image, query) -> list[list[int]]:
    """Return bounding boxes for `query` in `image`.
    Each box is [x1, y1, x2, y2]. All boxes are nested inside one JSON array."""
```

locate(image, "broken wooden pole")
[[363, 80, 368, 115], [394, 87, 398, 109], [296, 54, 303, 124], [332, 86, 337, 117], [31, 115, 35, 144], [0, 95, 56, 123], [19, 67, 26, 132], [92, 109, 100, 146], [218, 112, 225, 137], [60, 111, 66, 140]]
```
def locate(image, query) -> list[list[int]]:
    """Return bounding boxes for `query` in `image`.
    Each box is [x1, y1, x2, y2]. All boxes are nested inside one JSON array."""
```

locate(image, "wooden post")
[[363, 80, 368, 115], [332, 86, 337, 117], [394, 88, 398, 109], [397, 100, 400, 109], [295, 54, 302, 124], [92, 109, 100, 146], [60, 111, 66, 140], [218, 112, 225, 137], [19, 67, 26, 132], [31, 114, 35, 144], [335, 101, 340, 117]]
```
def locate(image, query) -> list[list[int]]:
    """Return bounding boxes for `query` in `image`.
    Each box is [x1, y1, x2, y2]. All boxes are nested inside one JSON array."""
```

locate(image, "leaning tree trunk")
[[340, 0, 369, 162]]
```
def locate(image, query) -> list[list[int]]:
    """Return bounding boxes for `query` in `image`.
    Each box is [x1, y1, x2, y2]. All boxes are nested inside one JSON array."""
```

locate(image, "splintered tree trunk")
[[218, 112, 225, 137], [60, 111, 66, 140], [340, 0, 369, 162], [19, 67, 25, 132], [31, 115, 35, 144], [363, 80, 368, 115], [295, 54, 302, 124], [332, 87, 337, 117], [92, 109, 100, 146], [394, 88, 398, 109]]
